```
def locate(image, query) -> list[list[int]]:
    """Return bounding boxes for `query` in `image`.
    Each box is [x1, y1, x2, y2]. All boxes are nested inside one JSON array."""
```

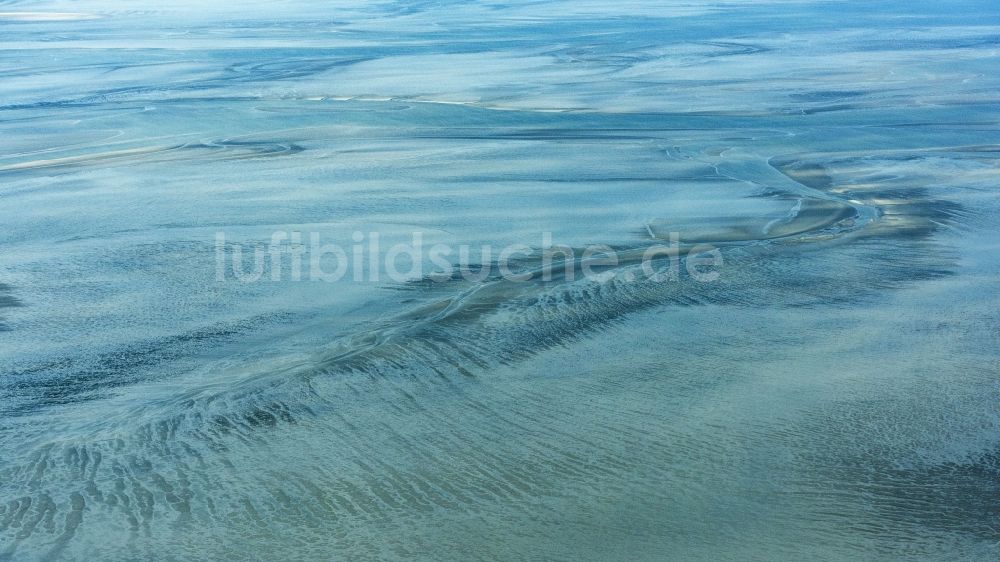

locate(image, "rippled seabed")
[[2, 0, 1000, 559]]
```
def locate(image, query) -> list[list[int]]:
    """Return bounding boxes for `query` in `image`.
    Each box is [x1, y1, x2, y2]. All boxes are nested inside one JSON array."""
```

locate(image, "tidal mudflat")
[[1, 1, 999, 559]]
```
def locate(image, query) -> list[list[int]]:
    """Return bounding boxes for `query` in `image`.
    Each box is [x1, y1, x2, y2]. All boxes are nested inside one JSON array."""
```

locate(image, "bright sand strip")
[[0, 12, 98, 21]]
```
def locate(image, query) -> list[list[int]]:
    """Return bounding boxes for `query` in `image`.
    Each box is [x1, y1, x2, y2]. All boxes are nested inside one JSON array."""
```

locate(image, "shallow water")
[[1, 1, 1000, 560]]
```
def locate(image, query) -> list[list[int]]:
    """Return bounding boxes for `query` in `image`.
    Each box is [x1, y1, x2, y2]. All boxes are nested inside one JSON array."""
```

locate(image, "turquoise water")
[[1, 1, 1000, 559]]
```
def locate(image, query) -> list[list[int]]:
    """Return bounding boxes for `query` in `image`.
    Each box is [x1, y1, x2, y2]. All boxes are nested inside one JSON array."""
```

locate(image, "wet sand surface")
[[1, 1, 1000, 559]]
